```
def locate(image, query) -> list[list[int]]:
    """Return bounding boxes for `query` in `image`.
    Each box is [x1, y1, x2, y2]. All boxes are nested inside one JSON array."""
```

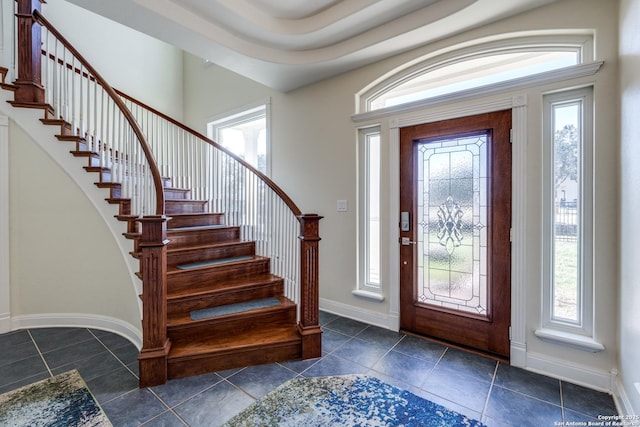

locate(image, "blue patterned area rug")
[[0, 369, 111, 426], [224, 374, 486, 426]]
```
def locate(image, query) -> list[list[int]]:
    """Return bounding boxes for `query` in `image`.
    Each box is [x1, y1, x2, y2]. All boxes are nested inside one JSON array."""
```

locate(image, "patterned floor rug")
[[224, 374, 486, 426], [0, 369, 111, 427]]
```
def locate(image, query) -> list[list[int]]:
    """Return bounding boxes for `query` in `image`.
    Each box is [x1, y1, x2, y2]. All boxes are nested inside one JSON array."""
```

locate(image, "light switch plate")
[[337, 200, 348, 212]]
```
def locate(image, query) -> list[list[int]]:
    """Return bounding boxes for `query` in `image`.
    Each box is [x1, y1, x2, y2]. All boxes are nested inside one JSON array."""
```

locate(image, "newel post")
[[137, 215, 170, 388], [15, 0, 45, 104], [297, 213, 323, 359]]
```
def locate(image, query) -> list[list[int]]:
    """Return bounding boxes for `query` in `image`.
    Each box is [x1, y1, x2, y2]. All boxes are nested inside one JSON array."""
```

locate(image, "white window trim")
[[206, 98, 271, 176], [536, 86, 602, 352], [354, 126, 385, 302]]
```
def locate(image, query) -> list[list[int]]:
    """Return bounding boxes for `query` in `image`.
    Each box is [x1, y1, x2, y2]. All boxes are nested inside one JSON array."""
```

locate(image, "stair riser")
[[167, 227, 240, 247], [168, 241, 255, 266], [167, 259, 271, 291], [167, 213, 225, 228], [165, 200, 207, 214], [167, 281, 284, 315], [164, 189, 190, 199], [169, 305, 297, 343], [167, 341, 301, 380]]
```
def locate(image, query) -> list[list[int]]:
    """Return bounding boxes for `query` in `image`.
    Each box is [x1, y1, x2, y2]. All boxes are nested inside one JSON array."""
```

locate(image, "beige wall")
[[1, 0, 184, 342], [184, 0, 622, 392], [42, 0, 184, 120], [8, 122, 141, 331], [619, 0, 640, 415]]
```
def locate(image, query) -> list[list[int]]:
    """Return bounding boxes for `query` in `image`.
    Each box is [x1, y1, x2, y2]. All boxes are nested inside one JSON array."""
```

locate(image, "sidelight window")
[[356, 127, 383, 299], [541, 87, 594, 338]]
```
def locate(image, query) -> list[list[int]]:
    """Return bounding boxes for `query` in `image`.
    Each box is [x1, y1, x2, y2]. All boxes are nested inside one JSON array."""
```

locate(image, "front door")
[[399, 110, 512, 359]]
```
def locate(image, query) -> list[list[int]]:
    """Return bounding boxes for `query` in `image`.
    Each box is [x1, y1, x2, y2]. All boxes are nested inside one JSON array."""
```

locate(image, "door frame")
[[388, 95, 529, 367]]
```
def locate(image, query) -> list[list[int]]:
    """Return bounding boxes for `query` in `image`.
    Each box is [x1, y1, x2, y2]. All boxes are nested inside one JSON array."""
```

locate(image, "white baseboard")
[[0, 312, 10, 334], [613, 377, 639, 416], [10, 313, 142, 349], [510, 341, 527, 368], [319, 298, 399, 331], [526, 351, 615, 394]]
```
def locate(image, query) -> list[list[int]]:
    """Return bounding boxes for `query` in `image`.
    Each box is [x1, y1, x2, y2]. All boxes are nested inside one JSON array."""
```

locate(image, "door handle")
[[401, 237, 417, 246]]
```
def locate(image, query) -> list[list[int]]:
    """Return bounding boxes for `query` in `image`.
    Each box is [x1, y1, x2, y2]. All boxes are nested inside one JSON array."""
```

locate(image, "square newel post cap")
[[138, 215, 170, 246]]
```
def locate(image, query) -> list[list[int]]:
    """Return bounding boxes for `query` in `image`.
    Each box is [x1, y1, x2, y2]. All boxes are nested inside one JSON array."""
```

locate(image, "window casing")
[[542, 87, 594, 337], [207, 101, 270, 175]]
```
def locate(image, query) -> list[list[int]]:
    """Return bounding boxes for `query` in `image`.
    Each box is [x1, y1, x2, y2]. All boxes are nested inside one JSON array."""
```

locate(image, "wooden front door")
[[399, 110, 512, 359]]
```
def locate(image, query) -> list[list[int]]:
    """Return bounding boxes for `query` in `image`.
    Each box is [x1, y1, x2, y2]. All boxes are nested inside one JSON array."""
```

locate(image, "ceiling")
[[64, 0, 560, 91]]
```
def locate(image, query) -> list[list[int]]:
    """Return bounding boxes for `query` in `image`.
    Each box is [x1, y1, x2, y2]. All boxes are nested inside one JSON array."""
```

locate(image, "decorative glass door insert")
[[416, 133, 488, 318]]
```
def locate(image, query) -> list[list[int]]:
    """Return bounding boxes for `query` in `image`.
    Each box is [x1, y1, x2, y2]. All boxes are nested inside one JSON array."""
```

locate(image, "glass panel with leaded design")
[[416, 133, 488, 317]]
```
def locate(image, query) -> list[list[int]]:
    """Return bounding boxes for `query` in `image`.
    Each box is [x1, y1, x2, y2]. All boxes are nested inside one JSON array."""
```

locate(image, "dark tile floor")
[[0, 311, 618, 426]]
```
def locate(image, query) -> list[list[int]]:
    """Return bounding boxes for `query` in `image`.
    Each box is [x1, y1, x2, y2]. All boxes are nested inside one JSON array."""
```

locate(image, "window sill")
[[352, 289, 385, 302], [534, 328, 605, 353]]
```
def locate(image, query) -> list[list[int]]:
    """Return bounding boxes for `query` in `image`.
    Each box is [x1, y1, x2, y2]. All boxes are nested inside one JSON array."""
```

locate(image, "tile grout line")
[[27, 329, 53, 377], [88, 329, 140, 379], [559, 380, 566, 423], [480, 361, 499, 421]]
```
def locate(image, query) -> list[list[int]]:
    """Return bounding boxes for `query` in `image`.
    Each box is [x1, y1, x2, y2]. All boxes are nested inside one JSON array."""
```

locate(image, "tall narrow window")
[[542, 87, 593, 337], [207, 102, 270, 175], [356, 127, 383, 300], [366, 131, 381, 287]]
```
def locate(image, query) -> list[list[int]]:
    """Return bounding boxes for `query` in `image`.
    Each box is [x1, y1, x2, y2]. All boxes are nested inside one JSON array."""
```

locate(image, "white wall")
[[618, 0, 640, 415], [42, 0, 184, 120], [184, 0, 622, 393]]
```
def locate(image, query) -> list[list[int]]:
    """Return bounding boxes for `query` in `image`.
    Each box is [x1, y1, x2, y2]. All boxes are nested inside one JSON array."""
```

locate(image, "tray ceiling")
[[63, 0, 559, 91]]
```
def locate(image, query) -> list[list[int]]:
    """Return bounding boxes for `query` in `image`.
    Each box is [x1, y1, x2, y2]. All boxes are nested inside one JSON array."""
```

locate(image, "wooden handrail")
[[116, 90, 302, 217], [32, 9, 165, 215]]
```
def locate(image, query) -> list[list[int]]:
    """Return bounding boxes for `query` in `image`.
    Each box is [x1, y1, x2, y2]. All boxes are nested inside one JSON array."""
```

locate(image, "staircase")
[[161, 191, 303, 379], [1, 1, 322, 388]]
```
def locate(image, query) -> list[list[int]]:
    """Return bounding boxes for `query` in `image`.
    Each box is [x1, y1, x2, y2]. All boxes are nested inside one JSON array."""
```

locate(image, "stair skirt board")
[[190, 297, 281, 321], [176, 255, 253, 270]]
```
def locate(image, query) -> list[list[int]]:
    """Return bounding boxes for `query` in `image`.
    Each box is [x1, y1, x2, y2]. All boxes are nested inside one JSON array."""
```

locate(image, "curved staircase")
[[1, 1, 322, 388]]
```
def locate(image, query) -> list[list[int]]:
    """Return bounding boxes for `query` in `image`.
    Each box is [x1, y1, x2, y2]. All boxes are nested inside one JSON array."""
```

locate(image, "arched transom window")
[[357, 33, 594, 114]]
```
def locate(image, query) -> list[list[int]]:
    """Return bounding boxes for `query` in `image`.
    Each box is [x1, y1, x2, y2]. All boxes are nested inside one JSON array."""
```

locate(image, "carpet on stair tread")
[[176, 255, 253, 270], [190, 297, 281, 320]]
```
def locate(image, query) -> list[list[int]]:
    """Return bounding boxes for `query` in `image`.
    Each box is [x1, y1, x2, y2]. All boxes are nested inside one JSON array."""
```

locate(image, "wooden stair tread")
[[0, 83, 17, 91], [168, 324, 300, 359], [166, 255, 268, 274], [167, 273, 283, 300], [9, 101, 54, 115], [168, 296, 292, 325]]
